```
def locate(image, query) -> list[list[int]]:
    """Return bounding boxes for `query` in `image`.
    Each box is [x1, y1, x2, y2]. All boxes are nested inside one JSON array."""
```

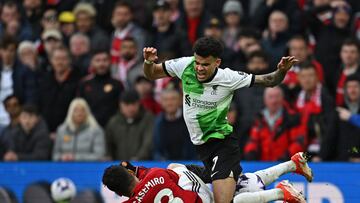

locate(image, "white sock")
[[254, 161, 296, 186], [233, 188, 284, 203]]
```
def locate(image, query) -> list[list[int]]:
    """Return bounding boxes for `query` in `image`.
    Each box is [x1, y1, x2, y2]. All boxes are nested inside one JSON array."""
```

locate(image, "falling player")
[[102, 152, 312, 203]]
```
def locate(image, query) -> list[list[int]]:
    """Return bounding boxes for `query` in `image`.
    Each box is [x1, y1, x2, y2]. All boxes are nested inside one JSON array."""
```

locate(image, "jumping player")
[[143, 36, 298, 203]]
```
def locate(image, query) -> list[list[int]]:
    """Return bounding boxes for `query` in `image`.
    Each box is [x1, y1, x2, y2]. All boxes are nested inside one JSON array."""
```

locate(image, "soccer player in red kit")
[[102, 162, 213, 203]]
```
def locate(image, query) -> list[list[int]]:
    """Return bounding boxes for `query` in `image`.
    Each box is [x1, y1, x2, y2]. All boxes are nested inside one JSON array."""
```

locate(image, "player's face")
[[194, 54, 221, 82], [346, 81, 360, 102]]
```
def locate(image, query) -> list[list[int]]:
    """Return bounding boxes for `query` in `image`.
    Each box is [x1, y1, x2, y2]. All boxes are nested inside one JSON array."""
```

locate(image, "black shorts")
[[195, 133, 242, 182]]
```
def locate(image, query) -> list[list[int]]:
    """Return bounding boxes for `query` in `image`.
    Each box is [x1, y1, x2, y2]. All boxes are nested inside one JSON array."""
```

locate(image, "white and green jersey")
[[163, 56, 254, 145]]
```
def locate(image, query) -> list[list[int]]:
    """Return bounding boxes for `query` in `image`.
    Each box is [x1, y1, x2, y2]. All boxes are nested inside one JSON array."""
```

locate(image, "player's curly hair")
[[193, 37, 223, 58], [102, 165, 134, 196]]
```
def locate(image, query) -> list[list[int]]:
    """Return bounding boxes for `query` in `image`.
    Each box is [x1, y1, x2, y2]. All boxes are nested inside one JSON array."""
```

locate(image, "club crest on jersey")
[[211, 85, 218, 95]]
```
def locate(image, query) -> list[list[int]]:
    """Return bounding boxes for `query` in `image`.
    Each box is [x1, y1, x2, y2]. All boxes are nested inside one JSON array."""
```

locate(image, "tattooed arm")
[[254, 56, 298, 87]]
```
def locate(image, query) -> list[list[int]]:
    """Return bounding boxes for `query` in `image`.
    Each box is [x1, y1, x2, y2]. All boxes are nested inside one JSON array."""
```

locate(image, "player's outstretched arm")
[[253, 56, 298, 87], [143, 47, 169, 80]]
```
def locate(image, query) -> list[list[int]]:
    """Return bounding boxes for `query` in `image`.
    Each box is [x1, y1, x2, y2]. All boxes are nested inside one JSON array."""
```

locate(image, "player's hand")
[[121, 161, 137, 175], [277, 56, 298, 73], [143, 47, 158, 63]]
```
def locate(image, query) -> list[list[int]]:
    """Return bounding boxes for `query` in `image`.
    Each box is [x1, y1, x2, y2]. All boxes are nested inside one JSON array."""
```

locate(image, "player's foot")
[[276, 180, 306, 203], [291, 152, 313, 182]]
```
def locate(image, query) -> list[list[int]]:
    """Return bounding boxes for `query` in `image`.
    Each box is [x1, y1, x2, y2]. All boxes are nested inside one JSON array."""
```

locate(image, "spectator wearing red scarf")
[[335, 39, 360, 106], [295, 62, 335, 158]]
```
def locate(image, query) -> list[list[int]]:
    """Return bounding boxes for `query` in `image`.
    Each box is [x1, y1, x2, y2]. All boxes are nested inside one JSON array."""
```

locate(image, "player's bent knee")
[[167, 163, 185, 170]]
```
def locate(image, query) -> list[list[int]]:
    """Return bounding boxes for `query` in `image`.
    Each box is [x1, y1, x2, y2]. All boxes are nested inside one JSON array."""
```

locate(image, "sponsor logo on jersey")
[[185, 94, 191, 106], [211, 85, 218, 95]]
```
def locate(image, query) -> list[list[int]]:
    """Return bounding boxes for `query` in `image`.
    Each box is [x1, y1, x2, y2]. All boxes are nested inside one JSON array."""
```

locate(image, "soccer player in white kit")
[[143, 37, 298, 203]]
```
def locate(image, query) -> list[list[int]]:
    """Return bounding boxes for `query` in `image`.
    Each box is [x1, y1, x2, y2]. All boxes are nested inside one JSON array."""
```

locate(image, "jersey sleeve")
[[163, 56, 193, 78], [222, 68, 254, 91]]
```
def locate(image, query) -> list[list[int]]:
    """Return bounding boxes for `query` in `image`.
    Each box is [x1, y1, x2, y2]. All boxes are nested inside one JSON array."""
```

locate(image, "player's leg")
[[234, 180, 306, 203], [213, 178, 237, 203], [254, 152, 313, 186], [202, 134, 242, 203]]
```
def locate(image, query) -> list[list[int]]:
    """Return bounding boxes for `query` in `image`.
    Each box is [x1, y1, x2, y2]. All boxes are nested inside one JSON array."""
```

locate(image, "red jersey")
[[125, 168, 203, 203]]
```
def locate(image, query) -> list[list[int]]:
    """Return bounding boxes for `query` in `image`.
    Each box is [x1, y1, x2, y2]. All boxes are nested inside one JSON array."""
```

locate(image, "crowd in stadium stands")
[[0, 0, 360, 163]]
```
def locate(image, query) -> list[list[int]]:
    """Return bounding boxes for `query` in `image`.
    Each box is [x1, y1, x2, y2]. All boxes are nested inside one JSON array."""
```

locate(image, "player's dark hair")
[[193, 37, 223, 58], [289, 35, 309, 45], [102, 165, 134, 196]]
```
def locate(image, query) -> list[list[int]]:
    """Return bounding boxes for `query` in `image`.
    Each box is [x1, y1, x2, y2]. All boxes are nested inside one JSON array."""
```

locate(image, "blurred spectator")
[[58, 11, 76, 46], [166, 0, 181, 22], [306, 0, 352, 91], [153, 88, 196, 160], [233, 51, 268, 151], [23, 0, 44, 39], [2, 104, 51, 161], [295, 62, 335, 158], [53, 98, 106, 161], [0, 95, 22, 136], [222, 0, 244, 51], [233, 29, 262, 69], [40, 9, 59, 31], [69, 33, 91, 77], [111, 37, 143, 88], [252, 0, 303, 34], [321, 75, 360, 161], [177, 0, 213, 45], [105, 90, 154, 160], [110, 1, 146, 64], [335, 39, 360, 106], [149, 0, 192, 60], [261, 10, 291, 68], [39, 29, 63, 71], [134, 76, 162, 115], [73, 2, 110, 51], [203, 17, 237, 68], [244, 87, 305, 161], [0, 35, 38, 126], [284, 35, 324, 87], [78, 49, 123, 127], [17, 41, 42, 105], [39, 46, 79, 133], [0, 1, 33, 41], [282, 35, 325, 104]]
